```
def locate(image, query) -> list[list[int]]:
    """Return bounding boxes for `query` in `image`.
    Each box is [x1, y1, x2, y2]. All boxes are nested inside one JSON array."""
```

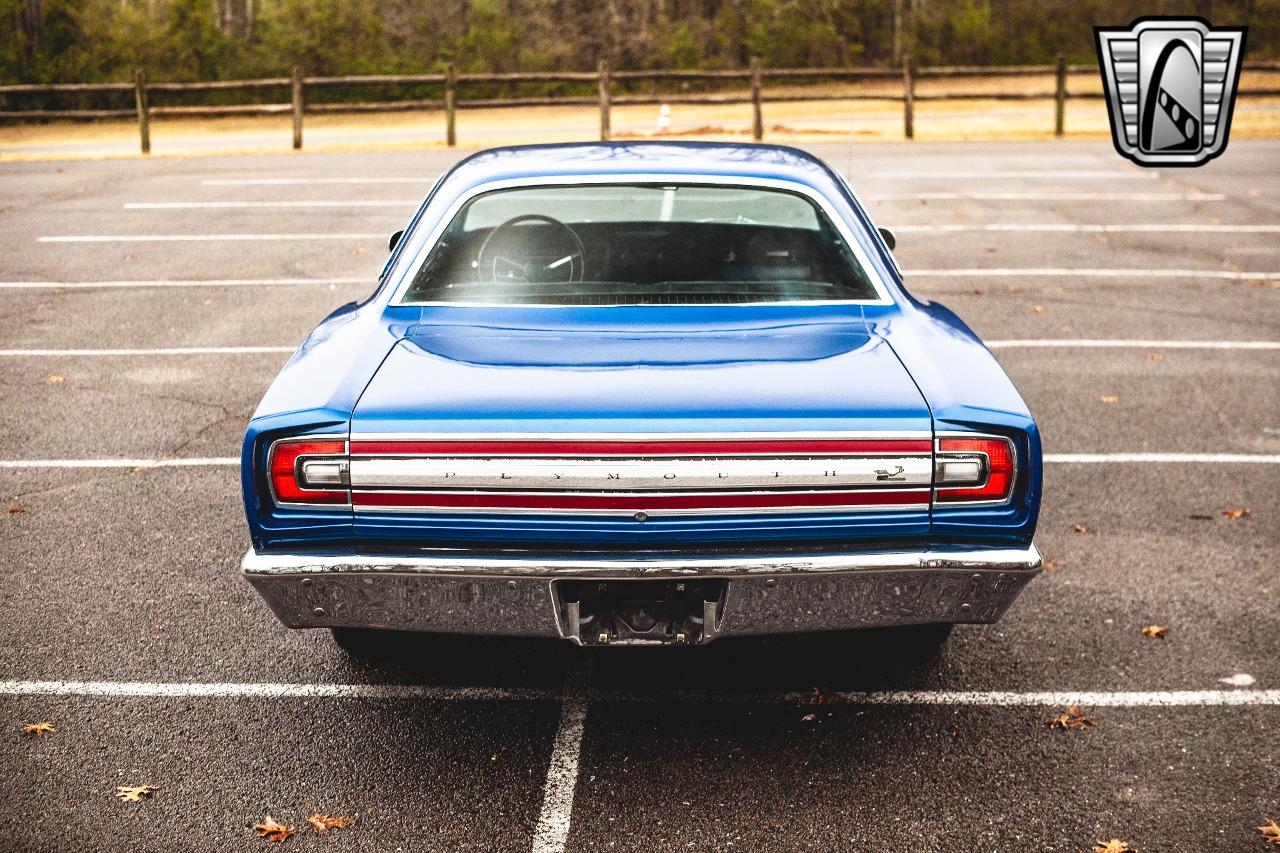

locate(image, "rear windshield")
[[398, 184, 881, 305]]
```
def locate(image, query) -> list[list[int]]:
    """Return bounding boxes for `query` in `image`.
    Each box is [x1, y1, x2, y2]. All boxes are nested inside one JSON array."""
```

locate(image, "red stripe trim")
[[352, 489, 928, 511], [349, 439, 932, 457]]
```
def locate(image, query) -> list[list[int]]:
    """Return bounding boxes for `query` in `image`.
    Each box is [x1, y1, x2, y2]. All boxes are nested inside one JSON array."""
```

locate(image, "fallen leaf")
[[202, 298, 213, 305], [1031, 304, 1045, 313], [1008, 286, 1024, 294], [115, 784, 157, 802], [1257, 819, 1280, 845], [1043, 558, 1062, 571], [307, 813, 353, 831], [46, 374, 65, 384], [1222, 507, 1251, 520], [1048, 705, 1097, 731], [254, 817, 297, 843], [7, 507, 24, 514], [810, 687, 845, 705], [352, 246, 366, 255], [1073, 523, 1090, 534], [800, 713, 816, 721], [1141, 625, 1168, 639], [23, 721, 55, 737], [1099, 395, 1120, 403], [971, 288, 984, 295], [1146, 352, 1165, 361], [1095, 841, 1135, 853], [1188, 514, 1213, 521]]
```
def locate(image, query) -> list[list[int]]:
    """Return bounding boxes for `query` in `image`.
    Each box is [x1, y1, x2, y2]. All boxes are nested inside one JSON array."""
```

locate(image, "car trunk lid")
[[348, 310, 933, 549]]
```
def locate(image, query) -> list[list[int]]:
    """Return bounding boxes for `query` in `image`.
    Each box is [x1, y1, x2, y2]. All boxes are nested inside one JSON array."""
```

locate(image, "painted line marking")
[[908, 268, 1280, 280], [1044, 453, 1280, 463], [0, 458, 239, 469], [867, 170, 1161, 179], [532, 658, 593, 853], [986, 340, 1280, 350], [0, 681, 1276, 707], [5, 270, 1277, 290], [895, 223, 1280, 234], [203, 177, 434, 186], [125, 200, 416, 210], [3, 454, 1277, 470], [0, 347, 296, 357], [125, 193, 1218, 211], [38, 233, 384, 243], [2, 341, 1274, 358], [0, 278, 367, 289], [868, 192, 1224, 202], [202, 172, 1158, 187]]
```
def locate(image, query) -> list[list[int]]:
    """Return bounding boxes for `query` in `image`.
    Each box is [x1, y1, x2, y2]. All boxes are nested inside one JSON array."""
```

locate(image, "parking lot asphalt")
[[1, 139, 1277, 852]]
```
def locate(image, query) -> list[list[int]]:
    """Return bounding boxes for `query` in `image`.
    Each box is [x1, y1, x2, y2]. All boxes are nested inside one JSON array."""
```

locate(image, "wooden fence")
[[3, 57, 1278, 153]]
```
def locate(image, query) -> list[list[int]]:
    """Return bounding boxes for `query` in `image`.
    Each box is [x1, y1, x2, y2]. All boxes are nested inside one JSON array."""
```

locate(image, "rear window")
[[399, 184, 881, 305]]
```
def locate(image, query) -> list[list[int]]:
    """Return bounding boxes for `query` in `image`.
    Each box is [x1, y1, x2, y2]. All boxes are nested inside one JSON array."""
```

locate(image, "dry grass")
[[1, 71, 1276, 161]]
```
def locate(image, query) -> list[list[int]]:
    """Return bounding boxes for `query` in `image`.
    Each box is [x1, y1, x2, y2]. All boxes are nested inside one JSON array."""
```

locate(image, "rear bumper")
[[242, 545, 1041, 643]]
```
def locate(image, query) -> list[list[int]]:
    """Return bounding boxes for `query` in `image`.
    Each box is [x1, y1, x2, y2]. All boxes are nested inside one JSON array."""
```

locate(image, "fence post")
[[1054, 53, 1067, 137], [133, 69, 150, 155], [445, 63, 457, 147], [291, 66, 304, 149], [598, 60, 611, 142], [902, 58, 915, 140], [750, 57, 763, 141]]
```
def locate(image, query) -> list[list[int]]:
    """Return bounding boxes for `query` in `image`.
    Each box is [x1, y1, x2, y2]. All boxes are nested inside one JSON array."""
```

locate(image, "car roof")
[[437, 141, 839, 190]]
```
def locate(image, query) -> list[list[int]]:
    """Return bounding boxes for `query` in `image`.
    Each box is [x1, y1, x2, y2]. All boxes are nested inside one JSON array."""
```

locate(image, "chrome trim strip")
[[348, 430, 934, 441], [350, 502, 930, 517], [242, 544, 1042, 578], [386, 173, 895, 307], [348, 455, 933, 491]]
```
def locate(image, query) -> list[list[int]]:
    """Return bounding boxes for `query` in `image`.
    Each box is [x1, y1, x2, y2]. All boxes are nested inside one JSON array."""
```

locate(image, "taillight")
[[934, 435, 1016, 504], [268, 438, 348, 506]]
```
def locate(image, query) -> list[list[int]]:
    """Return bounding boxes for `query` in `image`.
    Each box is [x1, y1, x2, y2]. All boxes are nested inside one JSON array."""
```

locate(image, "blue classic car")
[[241, 141, 1042, 652]]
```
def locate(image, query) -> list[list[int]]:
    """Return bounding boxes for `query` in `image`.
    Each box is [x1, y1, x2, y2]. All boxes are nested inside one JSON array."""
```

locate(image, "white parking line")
[[986, 340, 1280, 350], [8, 270, 1277, 289], [868, 192, 1225, 202], [0, 680, 552, 700], [895, 223, 1280, 234], [124, 193, 1219, 211], [1, 680, 1276, 707], [0, 278, 367, 289], [867, 170, 1160, 179], [909, 268, 1280, 280], [38, 233, 383, 243], [124, 200, 416, 209], [532, 659, 593, 853], [203, 177, 433, 186], [2, 454, 1278, 469], [1045, 453, 1280, 463], [202, 172, 1159, 186], [0, 458, 239, 469], [2, 341, 1275, 358], [0, 347, 295, 356]]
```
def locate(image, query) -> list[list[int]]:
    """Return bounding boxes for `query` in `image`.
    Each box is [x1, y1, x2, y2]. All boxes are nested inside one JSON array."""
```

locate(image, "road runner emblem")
[[875, 465, 906, 482], [1095, 17, 1246, 167]]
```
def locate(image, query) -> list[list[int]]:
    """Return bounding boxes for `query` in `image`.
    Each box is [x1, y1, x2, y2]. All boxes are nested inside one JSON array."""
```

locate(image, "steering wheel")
[[474, 214, 587, 284]]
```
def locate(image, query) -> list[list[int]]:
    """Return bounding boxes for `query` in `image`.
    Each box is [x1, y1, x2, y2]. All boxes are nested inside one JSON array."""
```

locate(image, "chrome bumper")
[[242, 545, 1041, 643]]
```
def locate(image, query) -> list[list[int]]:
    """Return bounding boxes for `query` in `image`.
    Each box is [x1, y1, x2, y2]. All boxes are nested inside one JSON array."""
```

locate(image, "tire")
[[329, 627, 397, 659], [892, 622, 954, 659]]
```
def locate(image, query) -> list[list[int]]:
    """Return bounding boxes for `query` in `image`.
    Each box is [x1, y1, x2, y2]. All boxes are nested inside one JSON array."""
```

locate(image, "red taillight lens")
[[268, 439, 348, 506], [935, 436, 1016, 504]]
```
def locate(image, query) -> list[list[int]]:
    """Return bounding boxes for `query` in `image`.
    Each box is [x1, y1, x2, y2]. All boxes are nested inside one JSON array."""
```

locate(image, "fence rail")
[[2, 58, 1278, 152]]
